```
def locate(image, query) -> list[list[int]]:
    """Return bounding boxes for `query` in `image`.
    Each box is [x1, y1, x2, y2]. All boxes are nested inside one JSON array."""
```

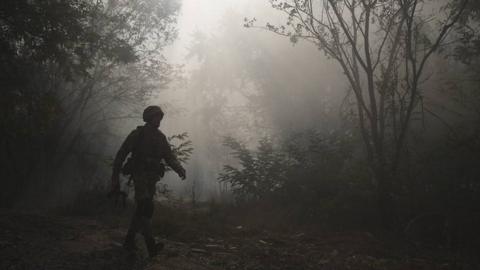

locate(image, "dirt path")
[[0, 210, 469, 270], [0, 210, 221, 270]]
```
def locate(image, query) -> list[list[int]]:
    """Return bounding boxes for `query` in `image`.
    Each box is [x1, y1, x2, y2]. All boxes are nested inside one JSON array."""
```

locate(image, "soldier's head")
[[143, 105, 164, 128]]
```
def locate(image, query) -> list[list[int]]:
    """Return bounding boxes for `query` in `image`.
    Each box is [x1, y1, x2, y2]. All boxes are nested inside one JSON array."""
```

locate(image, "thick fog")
[[3, 0, 474, 209], [136, 0, 349, 200], [113, 0, 467, 201]]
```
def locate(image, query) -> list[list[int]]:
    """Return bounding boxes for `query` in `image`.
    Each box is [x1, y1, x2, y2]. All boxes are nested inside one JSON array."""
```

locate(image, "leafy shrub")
[[219, 130, 358, 202]]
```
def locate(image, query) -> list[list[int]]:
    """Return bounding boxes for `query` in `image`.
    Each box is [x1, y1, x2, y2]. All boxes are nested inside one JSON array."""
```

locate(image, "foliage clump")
[[218, 131, 375, 226], [0, 0, 180, 207]]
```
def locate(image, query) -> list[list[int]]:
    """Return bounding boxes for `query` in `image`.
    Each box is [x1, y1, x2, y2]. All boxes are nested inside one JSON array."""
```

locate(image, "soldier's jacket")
[[113, 125, 183, 200]]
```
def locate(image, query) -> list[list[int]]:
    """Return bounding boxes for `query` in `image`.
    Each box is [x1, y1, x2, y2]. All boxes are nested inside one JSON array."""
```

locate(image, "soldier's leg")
[[123, 206, 141, 251], [136, 198, 159, 257], [132, 173, 162, 257], [124, 174, 147, 251], [124, 200, 155, 252]]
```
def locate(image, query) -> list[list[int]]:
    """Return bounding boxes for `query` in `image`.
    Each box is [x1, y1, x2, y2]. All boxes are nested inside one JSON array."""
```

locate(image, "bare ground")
[[0, 202, 476, 270]]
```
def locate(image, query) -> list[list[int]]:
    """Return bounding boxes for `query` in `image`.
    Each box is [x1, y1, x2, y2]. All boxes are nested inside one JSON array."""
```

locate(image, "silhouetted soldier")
[[111, 105, 186, 257]]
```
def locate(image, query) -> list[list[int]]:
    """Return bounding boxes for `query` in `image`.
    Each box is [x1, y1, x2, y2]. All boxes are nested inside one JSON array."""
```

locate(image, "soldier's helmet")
[[143, 105, 164, 123]]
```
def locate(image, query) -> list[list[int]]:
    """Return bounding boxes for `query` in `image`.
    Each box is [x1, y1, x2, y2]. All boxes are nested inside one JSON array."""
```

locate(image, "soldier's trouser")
[[127, 199, 154, 235], [124, 172, 159, 256]]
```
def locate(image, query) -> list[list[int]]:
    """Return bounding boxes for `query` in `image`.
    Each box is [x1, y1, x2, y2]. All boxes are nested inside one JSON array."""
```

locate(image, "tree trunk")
[[375, 166, 395, 229]]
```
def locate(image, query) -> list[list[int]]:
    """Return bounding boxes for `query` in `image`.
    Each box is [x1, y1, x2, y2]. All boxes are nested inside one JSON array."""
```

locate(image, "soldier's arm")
[[112, 130, 138, 178], [160, 134, 186, 179]]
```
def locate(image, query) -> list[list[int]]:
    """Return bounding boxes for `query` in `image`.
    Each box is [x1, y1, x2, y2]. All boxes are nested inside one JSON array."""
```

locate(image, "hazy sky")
[[149, 0, 455, 200], [158, 0, 342, 199], [160, 0, 275, 198], [167, 0, 231, 63], [166, 0, 271, 64]]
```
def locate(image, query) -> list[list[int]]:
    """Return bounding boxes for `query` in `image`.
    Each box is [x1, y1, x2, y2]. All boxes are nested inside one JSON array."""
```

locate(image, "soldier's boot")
[[143, 227, 164, 258], [145, 237, 157, 257]]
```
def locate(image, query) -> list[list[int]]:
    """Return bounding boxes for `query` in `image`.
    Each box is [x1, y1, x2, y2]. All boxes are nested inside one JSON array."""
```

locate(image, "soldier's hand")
[[178, 168, 186, 180]]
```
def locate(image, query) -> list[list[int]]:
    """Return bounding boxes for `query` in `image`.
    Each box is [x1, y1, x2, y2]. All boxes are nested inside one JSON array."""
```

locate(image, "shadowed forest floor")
[[0, 200, 477, 270]]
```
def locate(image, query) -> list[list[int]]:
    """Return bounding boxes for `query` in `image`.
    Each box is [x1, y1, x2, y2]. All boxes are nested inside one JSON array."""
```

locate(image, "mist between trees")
[[2, 0, 480, 241]]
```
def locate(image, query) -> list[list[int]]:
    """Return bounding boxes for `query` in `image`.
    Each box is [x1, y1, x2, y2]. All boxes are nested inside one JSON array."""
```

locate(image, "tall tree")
[[250, 0, 468, 226], [0, 0, 180, 206]]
